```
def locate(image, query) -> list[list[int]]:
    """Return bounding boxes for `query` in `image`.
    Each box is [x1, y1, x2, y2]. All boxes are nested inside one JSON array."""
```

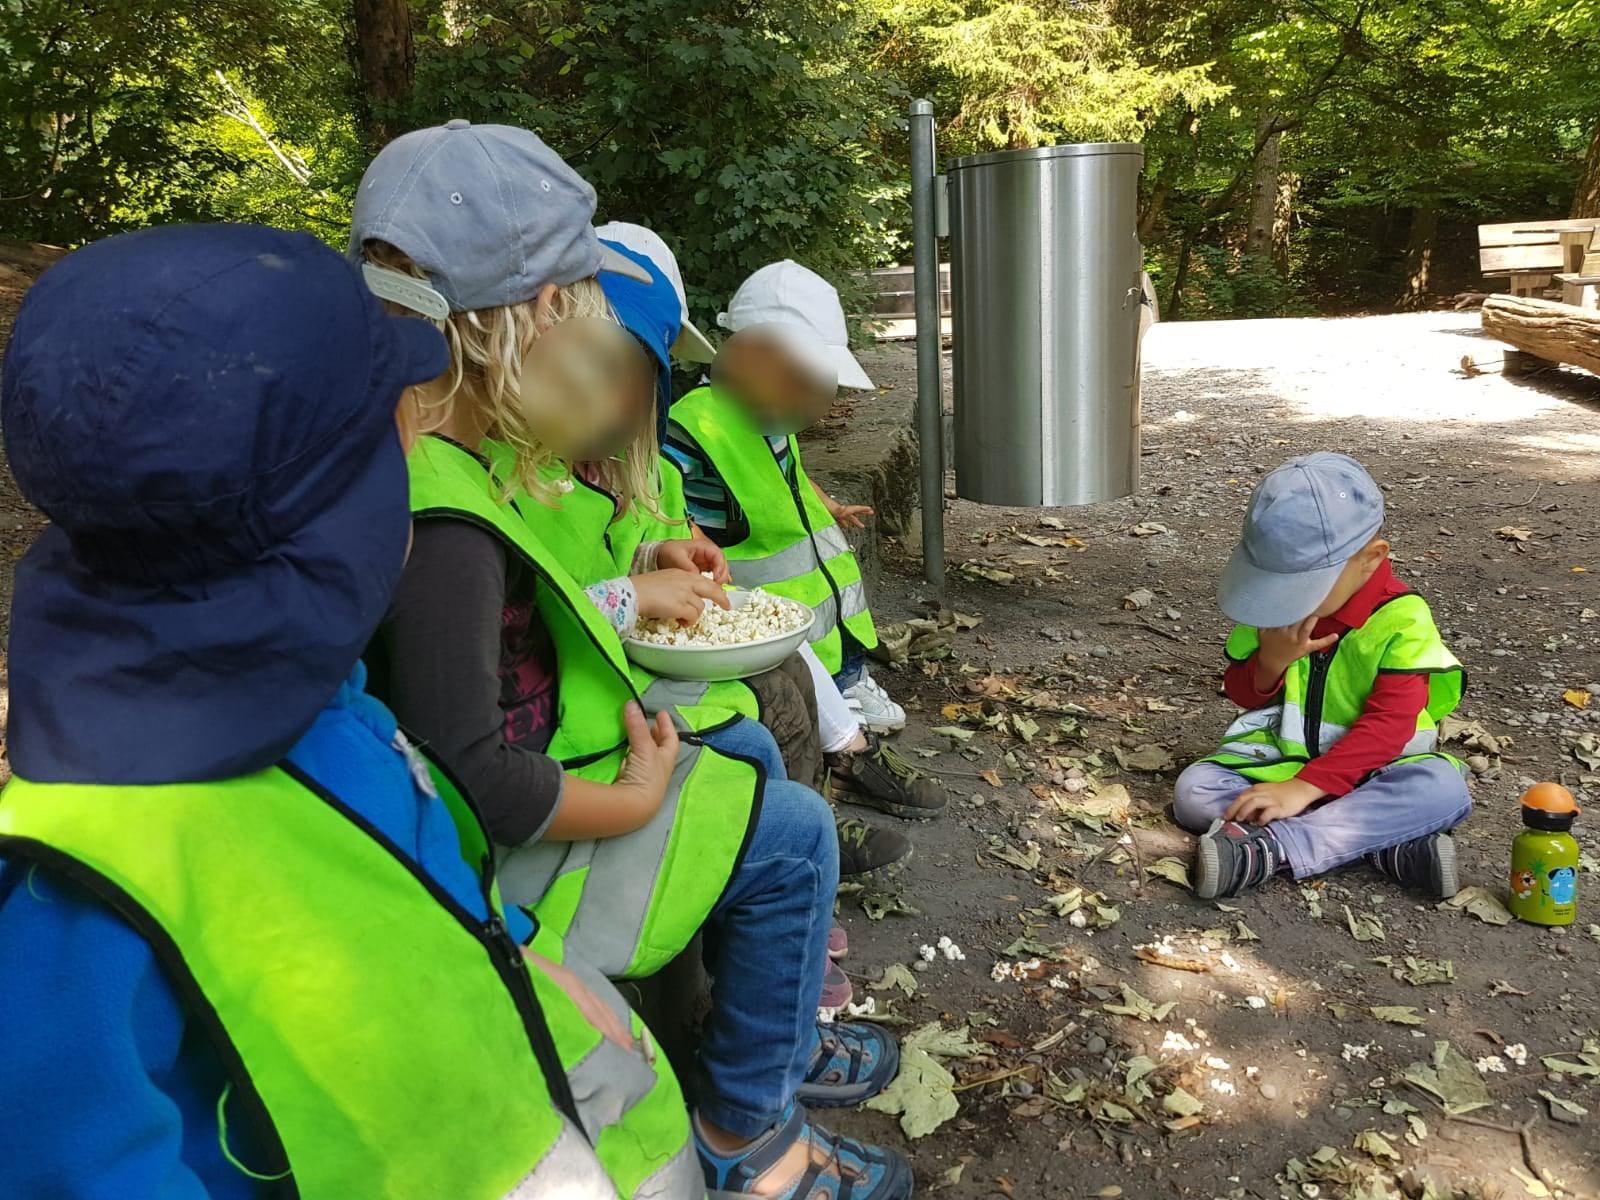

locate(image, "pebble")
[[1085, 1034, 1108, 1054], [1014, 1079, 1035, 1097], [1090, 645, 1112, 658], [1335, 1106, 1354, 1120]]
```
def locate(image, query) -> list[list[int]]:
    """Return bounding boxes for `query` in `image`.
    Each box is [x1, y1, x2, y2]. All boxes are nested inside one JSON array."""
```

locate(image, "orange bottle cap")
[[1521, 781, 1580, 815]]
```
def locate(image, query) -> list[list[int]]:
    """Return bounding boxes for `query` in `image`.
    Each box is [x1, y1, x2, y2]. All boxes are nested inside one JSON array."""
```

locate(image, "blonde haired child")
[[356, 121, 911, 1200]]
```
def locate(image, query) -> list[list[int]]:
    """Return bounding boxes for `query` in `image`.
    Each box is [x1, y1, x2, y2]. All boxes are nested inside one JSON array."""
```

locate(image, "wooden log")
[[1482, 294, 1600, 377]]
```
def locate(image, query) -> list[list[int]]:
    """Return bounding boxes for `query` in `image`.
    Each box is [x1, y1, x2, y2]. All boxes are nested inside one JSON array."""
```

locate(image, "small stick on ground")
[[1409, 1089, 1549, 1183]]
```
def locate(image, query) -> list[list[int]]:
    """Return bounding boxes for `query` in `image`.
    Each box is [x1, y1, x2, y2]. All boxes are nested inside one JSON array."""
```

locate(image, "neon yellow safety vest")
[[508, 451, 760, 726], [0, 760, 700, 1199], [669, 386, 878, 675], [609, 457, 691, 575], [409, 435, 760, 979], [1203, 592, 1465, 783]]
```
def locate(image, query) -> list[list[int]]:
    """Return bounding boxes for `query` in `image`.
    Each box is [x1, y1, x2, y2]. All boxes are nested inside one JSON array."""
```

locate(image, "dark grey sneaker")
[[1367, 832, 1458, 899], [835, 815, 912, 879], [830, 736, 948, 821], [1194, 818, 1285, 899]]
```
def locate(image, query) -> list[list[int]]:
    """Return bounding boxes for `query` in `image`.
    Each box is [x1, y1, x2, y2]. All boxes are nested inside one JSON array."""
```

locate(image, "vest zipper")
[[1303, 641, 1339, 758], [276, 762, 590, 1142], [480, 913, 585, 1134], [777, 443, 847, 631]]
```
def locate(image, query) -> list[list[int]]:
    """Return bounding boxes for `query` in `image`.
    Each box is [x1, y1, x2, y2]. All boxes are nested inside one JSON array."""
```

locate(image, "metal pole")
[[909, 98, 946, 592]]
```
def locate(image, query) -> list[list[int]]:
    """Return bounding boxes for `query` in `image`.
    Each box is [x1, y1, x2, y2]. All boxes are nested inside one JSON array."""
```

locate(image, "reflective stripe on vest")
[[506, 446, 760, 727], [1204, 591, 1464, 782], [408, 436, 760, 978], [0, 765, 695, 1199], [669, 386, 877, 674]]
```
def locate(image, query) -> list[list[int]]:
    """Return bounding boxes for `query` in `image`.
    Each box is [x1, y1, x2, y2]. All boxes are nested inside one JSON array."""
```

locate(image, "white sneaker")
[[843, 671, 906, 733]]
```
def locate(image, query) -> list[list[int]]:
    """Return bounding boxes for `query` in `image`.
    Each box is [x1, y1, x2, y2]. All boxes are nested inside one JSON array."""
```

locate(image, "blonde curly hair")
[[364, 240, 661, 513]]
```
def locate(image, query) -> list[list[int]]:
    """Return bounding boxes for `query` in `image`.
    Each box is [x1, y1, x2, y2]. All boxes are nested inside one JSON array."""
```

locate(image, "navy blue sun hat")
[[2, 223, 449, 784], [597, 238, 681, 446]]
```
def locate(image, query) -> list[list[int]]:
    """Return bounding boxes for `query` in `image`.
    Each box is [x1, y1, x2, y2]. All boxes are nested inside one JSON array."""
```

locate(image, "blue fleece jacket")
[[0, 664, 532, 1198]]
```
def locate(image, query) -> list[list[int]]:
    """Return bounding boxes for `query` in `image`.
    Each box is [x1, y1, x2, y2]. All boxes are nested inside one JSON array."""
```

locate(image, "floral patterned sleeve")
[[584, 577, 639, 637]]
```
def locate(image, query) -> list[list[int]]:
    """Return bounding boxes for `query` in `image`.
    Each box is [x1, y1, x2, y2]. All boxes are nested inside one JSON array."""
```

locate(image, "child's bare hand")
[[1257, 617, 1340, 679], [633, 568, 730, 625], [1224, 778, 1324, 825], [616, 702, 678, 820], [829, 502, 873, 530], [655, 538, 729, 583]]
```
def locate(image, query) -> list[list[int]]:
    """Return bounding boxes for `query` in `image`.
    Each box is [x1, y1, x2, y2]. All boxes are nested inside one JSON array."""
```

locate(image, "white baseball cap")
[[718, 260, 874, 391], [594, 221, 717, 364]]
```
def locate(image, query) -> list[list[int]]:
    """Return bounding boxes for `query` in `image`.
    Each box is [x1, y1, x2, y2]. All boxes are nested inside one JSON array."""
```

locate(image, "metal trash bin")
[[946, 142, 1144, 506]]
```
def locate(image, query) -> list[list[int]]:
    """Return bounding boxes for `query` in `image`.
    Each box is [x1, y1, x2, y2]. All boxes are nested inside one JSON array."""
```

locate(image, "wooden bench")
[[1477, 218, 1600, 298]]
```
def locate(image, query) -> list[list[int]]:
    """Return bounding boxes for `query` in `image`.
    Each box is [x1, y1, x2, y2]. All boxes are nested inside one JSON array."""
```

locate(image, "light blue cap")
[[1219, 452, 1384, 626], [348, 119, 648, 315]]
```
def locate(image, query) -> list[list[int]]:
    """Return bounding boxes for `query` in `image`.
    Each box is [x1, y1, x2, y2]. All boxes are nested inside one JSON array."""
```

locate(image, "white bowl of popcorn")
[[624, 588, 815, 681]]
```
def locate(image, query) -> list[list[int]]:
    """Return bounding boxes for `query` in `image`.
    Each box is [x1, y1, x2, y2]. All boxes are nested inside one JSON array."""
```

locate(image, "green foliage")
[[3, 0, 1596, 320], [0, 0, 359, 247], [870, 0, 1224, 155], [403, 0, 900, 320]]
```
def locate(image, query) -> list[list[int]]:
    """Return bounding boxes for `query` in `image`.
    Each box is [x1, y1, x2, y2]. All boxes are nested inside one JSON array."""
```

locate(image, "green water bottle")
[[1509, 781, 1581, 926]]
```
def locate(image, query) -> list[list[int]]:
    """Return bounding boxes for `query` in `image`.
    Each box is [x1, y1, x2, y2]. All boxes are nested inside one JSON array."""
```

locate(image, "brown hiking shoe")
[[830, 737, 949, 821], [835, 815, 912, 878]]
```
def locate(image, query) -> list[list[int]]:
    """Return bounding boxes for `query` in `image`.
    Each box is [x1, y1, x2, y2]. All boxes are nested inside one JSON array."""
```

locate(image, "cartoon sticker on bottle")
[[1547, 865, 1577, 906], [1512, 869, 1536, 899]]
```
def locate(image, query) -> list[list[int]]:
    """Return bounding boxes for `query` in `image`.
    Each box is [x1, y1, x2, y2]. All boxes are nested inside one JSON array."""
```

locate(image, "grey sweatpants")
[[1173, 757, 1472, 879]]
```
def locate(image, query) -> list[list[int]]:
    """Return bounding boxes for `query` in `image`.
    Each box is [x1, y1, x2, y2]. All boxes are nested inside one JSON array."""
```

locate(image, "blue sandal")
[[796, 1020, 900, 1107], [696, 1104, 914, 1200]]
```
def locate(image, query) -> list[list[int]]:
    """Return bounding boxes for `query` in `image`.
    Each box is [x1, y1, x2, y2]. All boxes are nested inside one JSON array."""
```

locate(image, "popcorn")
[[1341, 1043, 1370, 1062], [1475, 1054, 1507, 1075], [1505, 1043, 1528, 1066], [918, 944, 938, 962], [937, 936, 966, 962], [634, 588, 810, 646]]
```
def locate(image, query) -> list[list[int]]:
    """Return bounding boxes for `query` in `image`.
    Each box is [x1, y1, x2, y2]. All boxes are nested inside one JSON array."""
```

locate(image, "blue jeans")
[[1174, 757, 1472, 879], [832, 647, 867, 691], [697, 718, 837, 1137]]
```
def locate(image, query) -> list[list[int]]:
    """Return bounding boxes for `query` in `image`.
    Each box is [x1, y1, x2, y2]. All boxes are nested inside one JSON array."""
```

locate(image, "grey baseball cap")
[[1218, 452, 1385, 627], [349, 119, 648, 316]]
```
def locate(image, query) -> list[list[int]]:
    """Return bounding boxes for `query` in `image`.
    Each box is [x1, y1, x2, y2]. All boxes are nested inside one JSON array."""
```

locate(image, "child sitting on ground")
[[1175, 452, 1471, 900], [665, 260, 947, 825], [666, 261, 904, 733]]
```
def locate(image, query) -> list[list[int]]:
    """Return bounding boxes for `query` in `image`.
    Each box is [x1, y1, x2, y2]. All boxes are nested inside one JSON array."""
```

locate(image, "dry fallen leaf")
[[1128, 521, 1170, 537], [1122, 587, 1155, 611], [1495, 525, 1533, 542], [1565, 688, 1591, 710], [981, 768, 1003, 788]]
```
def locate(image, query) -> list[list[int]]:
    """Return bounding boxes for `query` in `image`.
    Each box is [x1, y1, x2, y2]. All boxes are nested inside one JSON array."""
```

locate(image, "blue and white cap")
[[1218, 452, 1385, 627]]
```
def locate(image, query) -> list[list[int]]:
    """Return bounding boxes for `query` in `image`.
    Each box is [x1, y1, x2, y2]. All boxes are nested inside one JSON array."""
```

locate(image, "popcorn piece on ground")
[[1203, 1055, 1231, 1071], [919, 944, 937, 962], [1475, 1055, 1506, 1075], [1161, 1030, 1197, 1054], [1209, 1079, 1236, 1095], [1342, 1043, 1371, 1062], [1244, 995, 1268, 1009], [937, 936, 966, 962], [634, 588, 809, 646], [1505, 1043, 1528, 1066]]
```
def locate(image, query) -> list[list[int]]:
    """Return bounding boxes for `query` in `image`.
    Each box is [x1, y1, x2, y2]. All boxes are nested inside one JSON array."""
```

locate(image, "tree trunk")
[[1167, 232, 1194, 321], [352, 0, 415, 150], [1243, 113, 1281, 264], [1573, 120, 1600, 219], [1482, 294, 1600, 377], [1399, 204, 1438, 309]]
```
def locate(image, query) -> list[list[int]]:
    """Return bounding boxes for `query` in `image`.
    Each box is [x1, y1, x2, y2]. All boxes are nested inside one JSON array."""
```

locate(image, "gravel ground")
[[824, 312, 1600, 1200]]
